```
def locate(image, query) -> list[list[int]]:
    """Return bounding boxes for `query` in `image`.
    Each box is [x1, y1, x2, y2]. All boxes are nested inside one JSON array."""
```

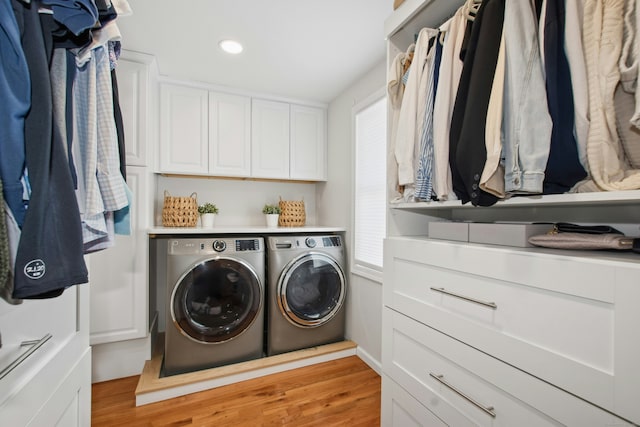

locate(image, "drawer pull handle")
[[0, 333, 52, 381], [430, 287, 497, 309], [429, 373, 496, 418]]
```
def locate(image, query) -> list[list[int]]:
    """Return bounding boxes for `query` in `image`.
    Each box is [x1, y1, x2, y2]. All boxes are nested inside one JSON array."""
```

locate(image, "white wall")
[[319, 59, 387, 372], [155, 176, 317, 227]]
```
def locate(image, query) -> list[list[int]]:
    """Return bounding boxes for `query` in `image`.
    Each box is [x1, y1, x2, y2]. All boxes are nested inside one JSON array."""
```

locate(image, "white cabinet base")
[[91, 313, 157, 383]]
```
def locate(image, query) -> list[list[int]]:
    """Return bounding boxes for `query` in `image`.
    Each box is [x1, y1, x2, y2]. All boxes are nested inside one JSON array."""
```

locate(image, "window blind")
[[354, 96, 387, 269]]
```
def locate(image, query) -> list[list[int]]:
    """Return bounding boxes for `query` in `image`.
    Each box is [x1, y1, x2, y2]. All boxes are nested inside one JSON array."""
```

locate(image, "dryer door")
[[277, 252, 346, 327], [171, 257, 262, 343]]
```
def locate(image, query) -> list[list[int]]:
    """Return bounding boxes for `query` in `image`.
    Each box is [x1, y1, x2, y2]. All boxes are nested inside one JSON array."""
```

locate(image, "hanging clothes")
[[0, 0, 30, 227], [388, 51, 407, 203], [40, 0, 98, 36], [110, 41, 127, 182], [414, 33, 441, 201], [619, 0, 640, 128], [449, 0, 505, 206], [573, 0, 640, 192], [11, 0, 88, 299], [542, 0, 587, 194], [1, 192, 22, 305], [395, 29, 439, 193], [616, 0, 640, 168], [73, 45, 129, 251], [502, 0, 553, 196], [565, 0, 590, 170], [432, 8, 467, 201], [479, 31, 506, 199]]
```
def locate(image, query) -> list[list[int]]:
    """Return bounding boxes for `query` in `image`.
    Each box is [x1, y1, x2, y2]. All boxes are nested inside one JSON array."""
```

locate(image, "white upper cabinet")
[[251, 99, 290, 179], [252, 99, 327, 181], [209, 92, 251, 177], [159, 84, 209, 174], [290, 104, 326, 181], [158, 81, 327, 181], [117, 51, 157, 167]]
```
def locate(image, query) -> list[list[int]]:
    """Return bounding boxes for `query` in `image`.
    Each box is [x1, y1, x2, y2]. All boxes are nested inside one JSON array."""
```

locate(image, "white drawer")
[[382, 308, 632, 427], [384, 237, 640, 424], [382, 375, 448, 427]]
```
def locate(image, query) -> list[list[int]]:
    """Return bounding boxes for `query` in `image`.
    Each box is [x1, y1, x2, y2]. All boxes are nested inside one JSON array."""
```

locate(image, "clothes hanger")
[[463, 0, 482, 22]]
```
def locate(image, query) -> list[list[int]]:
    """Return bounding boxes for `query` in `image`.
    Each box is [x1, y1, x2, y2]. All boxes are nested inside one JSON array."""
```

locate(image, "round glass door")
[[277, 252, 345, 327], [171, 257, 262, 343]]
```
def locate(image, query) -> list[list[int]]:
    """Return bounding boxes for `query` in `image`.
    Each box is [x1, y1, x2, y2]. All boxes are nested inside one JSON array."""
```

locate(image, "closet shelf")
[[385, 0, 460, 41], [390, 190, 640, 210]]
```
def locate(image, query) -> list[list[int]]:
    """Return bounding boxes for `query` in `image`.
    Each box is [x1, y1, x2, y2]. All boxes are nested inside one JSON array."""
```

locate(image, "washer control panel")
[[321, 236, 342, 247], [169, 237, 263, 255], [305, 237, 317, 248], [212, 240, 226, 252]]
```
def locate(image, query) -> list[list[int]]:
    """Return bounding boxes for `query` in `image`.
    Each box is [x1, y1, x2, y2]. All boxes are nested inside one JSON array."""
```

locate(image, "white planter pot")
[[265, 214, 279, 228], [201, 213, 216, 228]]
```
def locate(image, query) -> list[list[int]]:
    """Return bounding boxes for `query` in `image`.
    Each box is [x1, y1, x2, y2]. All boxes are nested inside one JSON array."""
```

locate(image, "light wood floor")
[[92, 356, 381, 426]]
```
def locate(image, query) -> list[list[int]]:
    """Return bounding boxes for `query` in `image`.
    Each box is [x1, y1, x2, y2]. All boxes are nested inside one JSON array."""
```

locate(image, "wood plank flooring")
[[92, 356, 381, 426]]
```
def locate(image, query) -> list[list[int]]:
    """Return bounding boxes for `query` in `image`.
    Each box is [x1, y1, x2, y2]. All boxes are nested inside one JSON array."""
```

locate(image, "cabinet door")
[[159, 83, 208, 174], [290, 104, 326, 180], [117, 51, 156, 167], [89, 166, 150, 344], [209, 92, 251, 176], [251, 99, 290, 179]]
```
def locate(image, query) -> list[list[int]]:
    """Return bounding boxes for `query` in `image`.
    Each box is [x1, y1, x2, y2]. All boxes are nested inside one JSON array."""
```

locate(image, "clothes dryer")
[[164, 237, 264, 376], [266, 235, 346, 356]]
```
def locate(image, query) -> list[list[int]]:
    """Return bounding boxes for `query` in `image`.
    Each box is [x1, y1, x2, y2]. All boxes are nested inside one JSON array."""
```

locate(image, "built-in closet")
[[382, 0, 640, 425]]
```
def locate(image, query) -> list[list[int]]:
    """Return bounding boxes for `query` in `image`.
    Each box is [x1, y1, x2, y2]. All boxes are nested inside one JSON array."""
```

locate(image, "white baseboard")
[[356, 346, 381, 375]]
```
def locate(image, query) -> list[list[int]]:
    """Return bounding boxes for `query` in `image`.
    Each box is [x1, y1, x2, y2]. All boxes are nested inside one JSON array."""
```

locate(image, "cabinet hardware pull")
[[430, 287, 497, 309], [429, 373, 496, 418], [0, 333, 52, 381]]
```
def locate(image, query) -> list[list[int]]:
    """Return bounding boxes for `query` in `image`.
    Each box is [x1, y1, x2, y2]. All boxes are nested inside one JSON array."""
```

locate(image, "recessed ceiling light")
[[219, 39, 243, 54]]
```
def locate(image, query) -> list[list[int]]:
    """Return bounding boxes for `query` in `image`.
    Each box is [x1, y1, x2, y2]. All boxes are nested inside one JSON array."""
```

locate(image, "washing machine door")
[[171, 257, 262, 343], [277, 252, 346, 328]]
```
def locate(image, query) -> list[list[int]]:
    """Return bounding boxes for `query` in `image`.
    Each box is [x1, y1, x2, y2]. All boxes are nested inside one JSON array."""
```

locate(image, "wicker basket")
[[278, 197, 306, 227], [162, 191, 198, 227]]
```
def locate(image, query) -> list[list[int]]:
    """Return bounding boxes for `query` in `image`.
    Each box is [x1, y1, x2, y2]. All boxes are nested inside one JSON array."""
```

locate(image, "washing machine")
[[266, 234, 347, 356], [164, 237, 265, 376]]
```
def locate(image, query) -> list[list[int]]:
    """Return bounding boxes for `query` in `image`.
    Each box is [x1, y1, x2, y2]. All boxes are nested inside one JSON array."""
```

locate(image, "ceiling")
[[116, 0, 393, 104]]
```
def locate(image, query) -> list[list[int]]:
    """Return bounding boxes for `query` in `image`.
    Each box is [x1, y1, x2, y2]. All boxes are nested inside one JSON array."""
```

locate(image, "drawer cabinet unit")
[[383, 237, 640, 425], [0, 287, 90, 425], [382, 375, 448, 427], [383, 307, 631, 426]]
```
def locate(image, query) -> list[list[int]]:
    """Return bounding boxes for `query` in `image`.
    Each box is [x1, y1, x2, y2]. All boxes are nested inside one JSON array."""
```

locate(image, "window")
[[353, 89, 387, 273]]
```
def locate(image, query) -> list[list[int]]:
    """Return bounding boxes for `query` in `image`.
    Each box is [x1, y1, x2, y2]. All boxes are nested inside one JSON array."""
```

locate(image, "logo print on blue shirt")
[[24, 259, 46, 280]]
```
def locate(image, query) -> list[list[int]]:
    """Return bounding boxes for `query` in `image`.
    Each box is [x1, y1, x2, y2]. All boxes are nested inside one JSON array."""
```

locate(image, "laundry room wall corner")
[[322, 59, 387, 372]]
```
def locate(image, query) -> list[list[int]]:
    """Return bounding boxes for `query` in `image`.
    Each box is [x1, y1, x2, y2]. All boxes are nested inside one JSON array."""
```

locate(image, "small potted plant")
[[198, 202, 219, 228], [262, 204, 281, 228]]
